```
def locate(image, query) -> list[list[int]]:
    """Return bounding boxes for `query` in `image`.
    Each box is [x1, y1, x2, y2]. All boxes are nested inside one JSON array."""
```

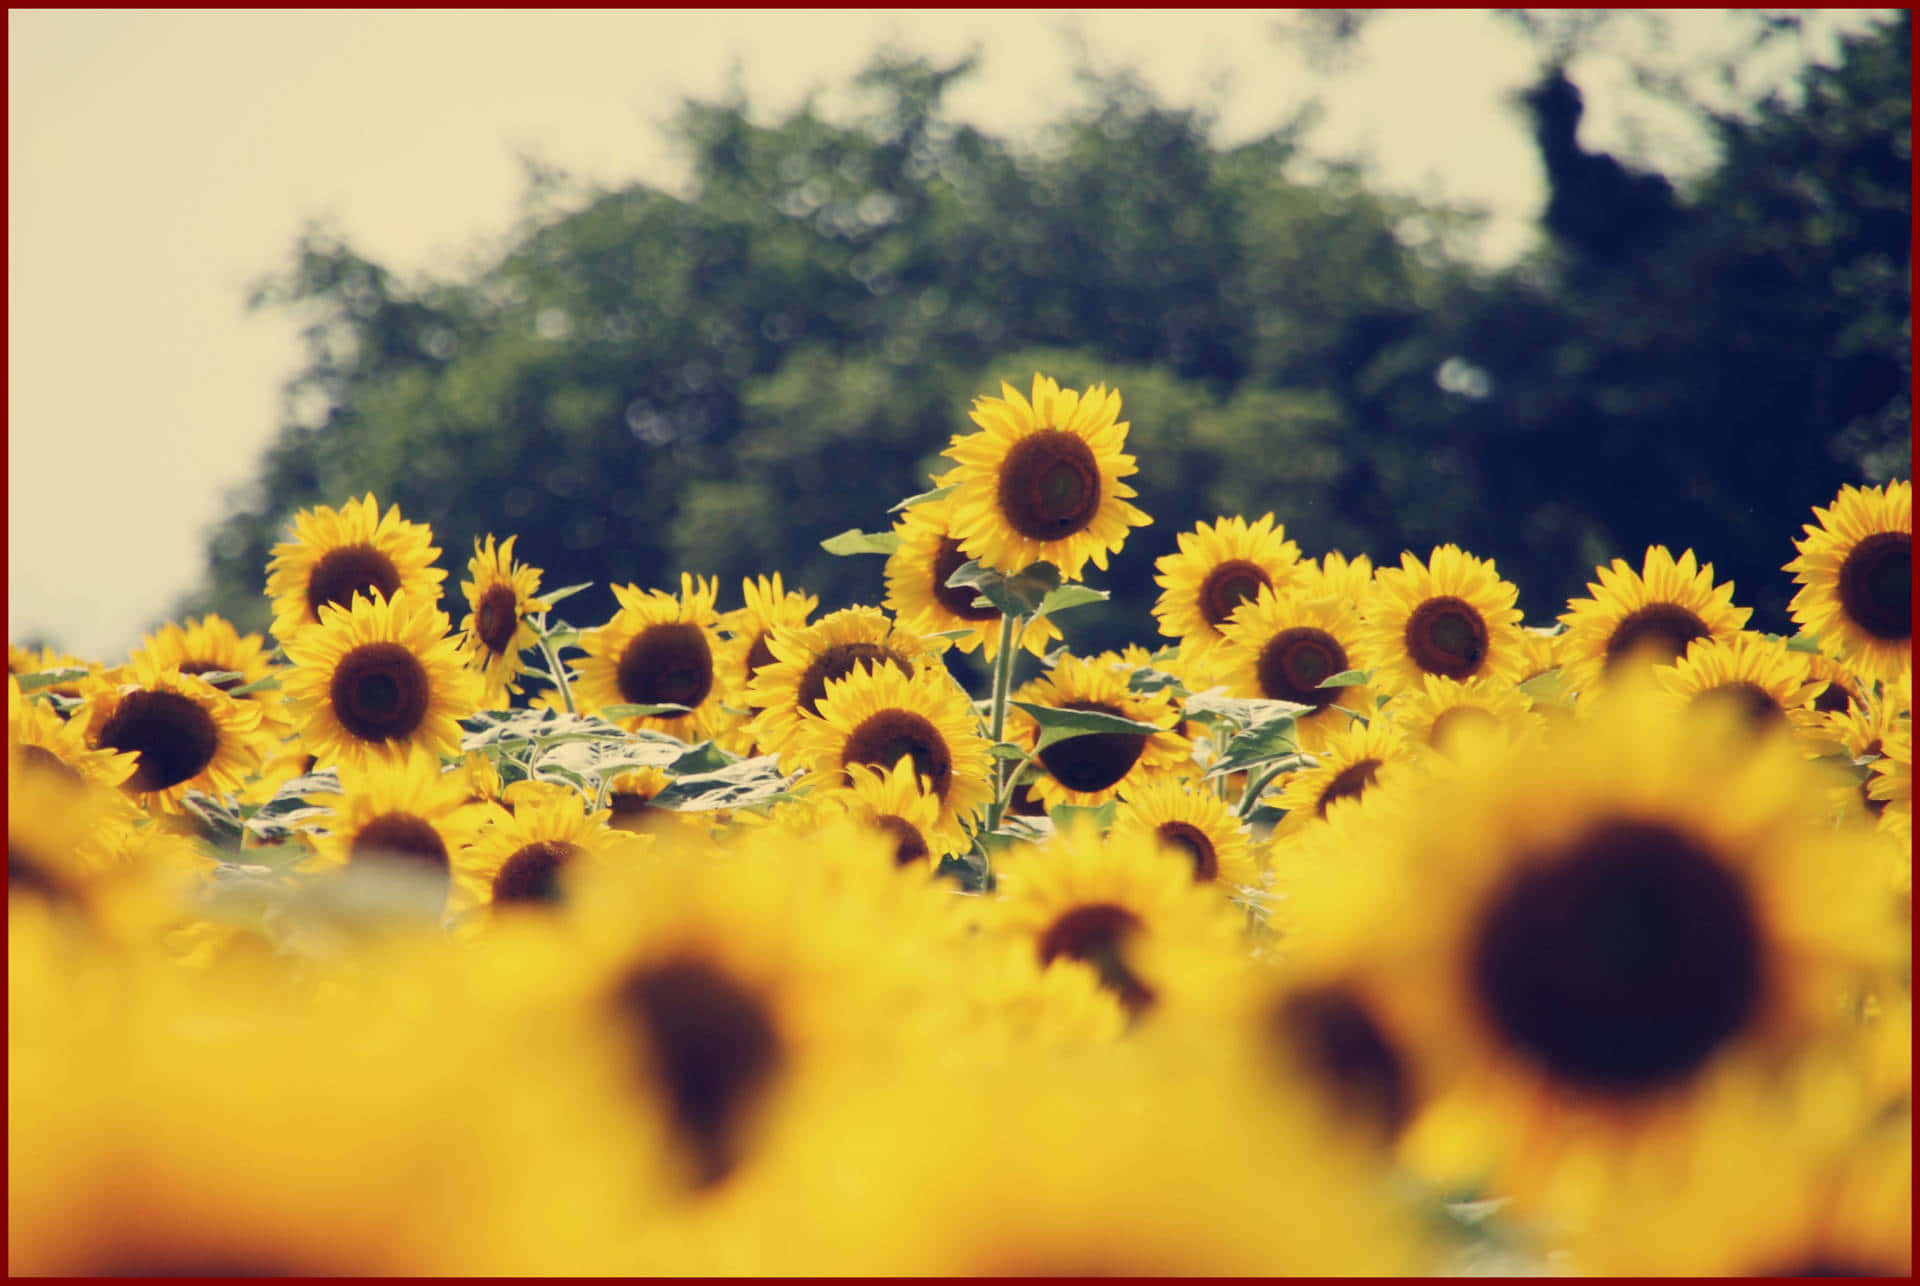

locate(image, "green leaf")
[[820, 528, 902, 556], [1010, 700, 1167, 752], [1207, 720, 1303, 779], [1048, 800, 1118, 833], [989, 742, 1031, 760], [187, 670, 248, 689], [1182, 690, 1313, 729], [225, 673, 283, 697], [534, 738, 683, 780], [1316, 669, 1371, 689], [922, 628, 977, 644], [1784, 632, 1824, 654], [15, 667, 89, 693], [888, 483, 958, 513], [597, 702, 693, 720], [1032, 583, 1109, 618], [541, 582, 593, 607], [945, 560, 1061, 616], [1126, 666, 1188, 697], [1515, 669, 1565, 702], [541, 627, 581, 651], [459, 707, 679, 753], [652, 755, 796, 811], [667, 740, 739, 776]]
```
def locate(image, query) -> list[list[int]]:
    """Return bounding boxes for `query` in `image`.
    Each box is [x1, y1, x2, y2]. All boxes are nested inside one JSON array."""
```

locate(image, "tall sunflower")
[[1557, 546, 1751, 697], [743, 606, 944, 759], [303, 747, 493, 919], [1151, 514, 1305, 663], [1111, 773, 1259, 890], [884, 496, 1061, 660], [456, 535, 551, 710], [1784, 479, 1912, 685], [573, 575, 727, 742], [264, 493, 446, 644], [1214, 581, 1371, 751], [940, 374, 1151, 579], [76, 660, 272, 815], [281, 590, 479, 771], [1358, 546, 1527, 694], [1005, 653, 1189, 809]]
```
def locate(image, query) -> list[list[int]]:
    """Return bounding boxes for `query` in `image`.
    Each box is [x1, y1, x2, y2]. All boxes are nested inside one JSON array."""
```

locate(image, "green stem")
[[978, 613, 1022, 880], [1235, 761, 1291, 820], [535, 615, 576, 715]]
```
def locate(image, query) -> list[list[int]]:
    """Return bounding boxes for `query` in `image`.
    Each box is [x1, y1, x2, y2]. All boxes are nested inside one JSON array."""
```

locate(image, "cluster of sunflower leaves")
[[9, 374, 1912, 1275]]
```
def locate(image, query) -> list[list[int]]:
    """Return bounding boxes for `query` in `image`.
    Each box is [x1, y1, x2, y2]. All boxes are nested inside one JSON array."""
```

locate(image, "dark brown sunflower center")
[[607, 791, 660, 833], [329, 642, 432, 743], [348, 812, 451, 914], [872, 814, 931, 866], [1271, 986, 1411, 1141], [1404, 597, 1489, 680], [616, 623, 713, 710], [1156, 821, 1218, 881], [997, 430, 1102, 541], [1037, 903, 1154, 1015], [491, 839, 578, 905], [1198, 559, 1274, 630], [1694, 681, 1785, 731], [796, 642, 911, 716], [1811, 679, 1854, 715], [1470, 819, 1762, 1092], [1604, 603, 1710, 670], [1428, 705, 1500, 751], [18, 743, 84, 788], [474, 584, 521, 656], [612, 956, 784, 1186], [97, 690, 220, 793], [1257, 627, 1348, 708], [305, 543, 403, 620], [1007, 776, 1048, 817], [1837, 530, 1911, 641], [1036, 700, 1148, 794], [744, 631, 779, 680], [842, 710, 952, 799], [932, 537, 1000, 621], [176, 659, 244, 692], [1315, 758, 1381, 817], [9, 847, 76, 905]]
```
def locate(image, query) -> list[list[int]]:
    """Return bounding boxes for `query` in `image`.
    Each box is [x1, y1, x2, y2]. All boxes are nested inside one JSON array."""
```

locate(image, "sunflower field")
[[9, 373, 1912, 1275]]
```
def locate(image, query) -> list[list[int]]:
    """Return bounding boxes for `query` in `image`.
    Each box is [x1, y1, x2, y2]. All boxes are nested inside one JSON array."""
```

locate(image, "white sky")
[[6, 9, 1888, 658]]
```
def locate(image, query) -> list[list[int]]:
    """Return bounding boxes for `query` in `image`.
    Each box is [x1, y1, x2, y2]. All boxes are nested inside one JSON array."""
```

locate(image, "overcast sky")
[[7, 9, 1887, 659]]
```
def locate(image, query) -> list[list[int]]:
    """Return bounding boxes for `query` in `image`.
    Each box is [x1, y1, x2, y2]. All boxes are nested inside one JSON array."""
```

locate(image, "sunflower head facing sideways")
[[1110, 772, 1260, 891], [940, 374, 1151, 580], [1152, 513, 1306, 663], [457, 534, 551, 710], [264, 493, 447, 645], [884, 495, 1062, 660], [572, 575, 727, 741], [1358, 546, 1527, 694], [743, 606, 946, 759], [129, 614, 288, 731], [718, 573, 819, 698], [1784, 479, 1912, 686], [1557, 545, 1752, 699], [1269, 718, 1412, 831]]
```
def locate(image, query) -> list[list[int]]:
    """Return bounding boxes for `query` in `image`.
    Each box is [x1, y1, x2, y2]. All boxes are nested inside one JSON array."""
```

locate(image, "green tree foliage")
[[190, 19, 1908, 656]]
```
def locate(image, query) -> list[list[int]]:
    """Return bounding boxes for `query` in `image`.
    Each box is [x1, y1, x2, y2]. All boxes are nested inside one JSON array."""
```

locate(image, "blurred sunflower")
[[1005, 652, 1188, 809], [1111, 772, 1259, 889], [573, 575, 728, 741], [605, 766, 688, 836], [76, 660, 271, 814], [718, 573, 819, 699], [281, 590, 478, 770], [1214, 580, 1371, 751], [817, 756, 968, 870], [302, 746, 491, 919], [1151, 513, 1305, 663], [1269, 719, 1411, 827], [456, 534, 551, 709], [1358, 546, 1526, 692], [743, 606, 942, 758], [884, 496, 1060, 659], [7, 643, 97, 710], [794, 662, 991, 833], [461, 780, 638, 913], [941, 374, 1151, 579], [1784, 479, 1912, 685], [1651, 631, 1824, 737], [1557, 546, 1751, 697], [264, 492, 446, 644], [1384, 674, 1541, 759], [1868, 718, 1910, 842], [10, 673, 139, 795]]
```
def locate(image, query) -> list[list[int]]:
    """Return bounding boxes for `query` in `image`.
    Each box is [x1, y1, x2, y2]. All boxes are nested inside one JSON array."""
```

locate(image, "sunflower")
[[281, 589, 480, 771], [1868, 718, 1911, 842], [940, 374, 1151, 579], [1004, 652, 1189, 810], [460, 780, 639, 913], [1382, 674, 1541, 759], [816, 756, 969, 870], [302, 746, 493, 919], [572, 575, 727, 742], [1311, 548, 1376, 607], [1651, 631, 1824, 738], [1268, 719, 1411, 828], [264, 492, 447, 644], [1112, 772, 1259, 890], [1151, 513, 1306, 663], [9, 673, 139, 796], [884, 496, 1061, 659], [1784, 479, 1912, 685], [1358, 546, 1527, 694], [718, 573, 819, 699], [456, 534, 551, 709], [75, 660, 272, 815], [1215, 581, 1371, 751], [8, 750, 127, 914], [793, 662, 991, 833], [8, 644, 100, 712], [1557, 546, 1751, 698], [743, 606, 945, 759]]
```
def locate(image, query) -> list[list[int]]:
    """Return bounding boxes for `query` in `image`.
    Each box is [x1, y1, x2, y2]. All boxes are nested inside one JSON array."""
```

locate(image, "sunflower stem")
[[1236, 761, 1290, 820], [535, 615, 577, 715], [982, 613, 1021, 836]]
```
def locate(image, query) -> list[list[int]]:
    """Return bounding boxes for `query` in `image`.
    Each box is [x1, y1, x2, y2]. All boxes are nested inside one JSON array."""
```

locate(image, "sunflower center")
[[1256, 627, 1348, 708], [492, 839, 579, 905], [1428, 705, 1500, 752], [1694, 681, 1785, 731], [329, 642, 432, 743], [1199, 560, 1274, 630], [872, 814, 931, 866], [1315, 758, 1381, 817], [1036, 700, 1148, 794], [744, 631, 779, 680], [1037, 903, 1154, 1015], [1156, 821, 1218, 881], [612, 956, 784, 1186], [97, 690, 220, 793], [18, 743, 84, 789], [796, 642, 911, 716], [608, 791, 660, 833], [305, 543, 403, 620], [1007, 777, 1048, 817], [1271, 986, 1411, 1141], [9, 847, 76, 905], [1837, 530, 1911, 641], [176, 659, 244, 692], [1404, 597, 1489, 680], [1811, 679, 1853, 715], [348, 812, 451, 914], [1470, 819, 1762, 1092], [474, 584, 521, 656], [1604, 603, 1709, 670], [932, 537, 1001, 621], [616, 623, 714, 710], [842, 710, 952, 799], [997, 430, 1103, 541]]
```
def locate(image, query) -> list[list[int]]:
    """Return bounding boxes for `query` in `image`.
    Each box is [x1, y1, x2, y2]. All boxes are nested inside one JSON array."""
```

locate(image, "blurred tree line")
[[186, 12, 1909, 662]]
